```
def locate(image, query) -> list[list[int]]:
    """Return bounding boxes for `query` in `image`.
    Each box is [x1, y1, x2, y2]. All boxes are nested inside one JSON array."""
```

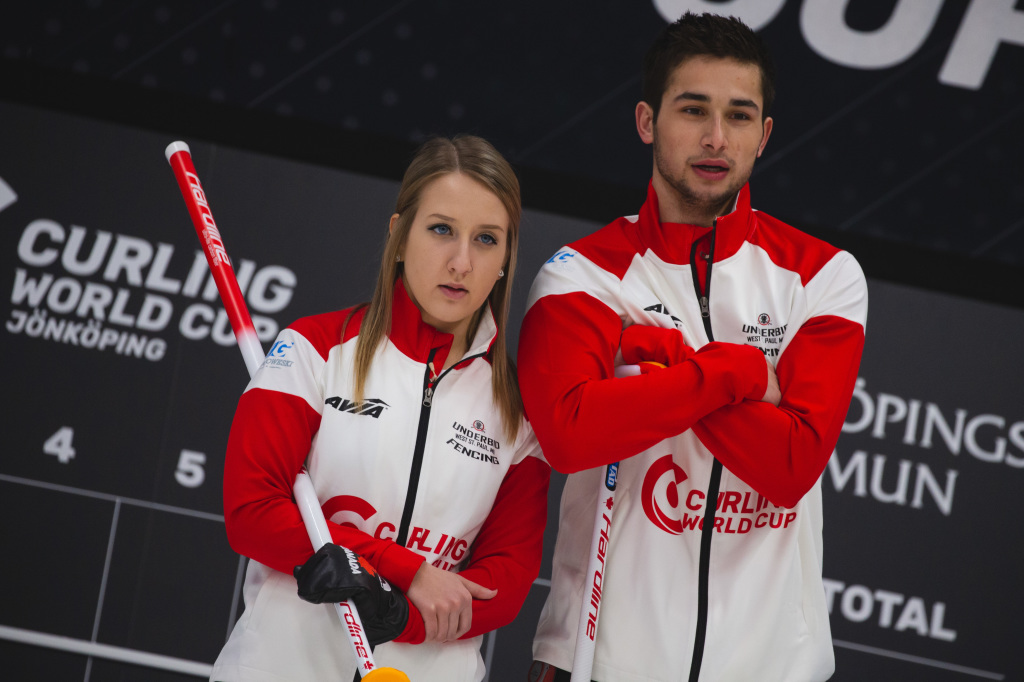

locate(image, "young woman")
[[211, 136, 549, 681]]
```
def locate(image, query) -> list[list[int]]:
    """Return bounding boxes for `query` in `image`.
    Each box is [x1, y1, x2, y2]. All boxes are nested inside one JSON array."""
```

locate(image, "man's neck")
[[651, 173, 730, 228]]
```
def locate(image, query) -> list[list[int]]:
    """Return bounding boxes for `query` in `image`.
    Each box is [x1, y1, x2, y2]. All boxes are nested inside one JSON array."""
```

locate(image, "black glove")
[[294, 543, 409, 646]]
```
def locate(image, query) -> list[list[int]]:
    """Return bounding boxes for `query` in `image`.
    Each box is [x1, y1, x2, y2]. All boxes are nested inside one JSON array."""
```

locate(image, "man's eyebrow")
[[675, 91, 710, 103], [673, 91, 760, 113], [730, 98, 760, 112]]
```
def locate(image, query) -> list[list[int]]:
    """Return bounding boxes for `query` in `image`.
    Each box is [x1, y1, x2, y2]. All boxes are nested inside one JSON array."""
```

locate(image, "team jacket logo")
[[264, 340, 294, 368], [641, 455, 797, 535], [642, 455, 690, 534], [325, 396, 390, 418], [446, 420, 502, 465], [742, 315, 787, 358], [644, 303, 683, 328], [323, 495, 470, 570], [267, 340, 292, 357]]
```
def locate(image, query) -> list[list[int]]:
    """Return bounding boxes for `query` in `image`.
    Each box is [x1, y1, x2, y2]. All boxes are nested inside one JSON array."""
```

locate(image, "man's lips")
[[692, 161, 729, 180]]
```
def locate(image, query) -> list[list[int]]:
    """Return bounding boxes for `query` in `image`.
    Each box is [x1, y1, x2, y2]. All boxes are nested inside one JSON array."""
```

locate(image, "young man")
[[519, 12, 867, 682]]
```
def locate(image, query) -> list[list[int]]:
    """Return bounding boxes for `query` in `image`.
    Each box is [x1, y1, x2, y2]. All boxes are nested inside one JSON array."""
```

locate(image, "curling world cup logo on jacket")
[[322, 495, 470, 571], [641, 455, 796, 535]]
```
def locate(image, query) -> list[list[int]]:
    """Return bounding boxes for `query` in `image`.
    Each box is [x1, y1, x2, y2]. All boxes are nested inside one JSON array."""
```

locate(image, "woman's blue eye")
[[479, 233, 498, 245], [430, 223, 452, 235]]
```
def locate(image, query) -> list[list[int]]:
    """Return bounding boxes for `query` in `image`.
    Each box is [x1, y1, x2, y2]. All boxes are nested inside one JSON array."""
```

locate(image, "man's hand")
[[621, 323, 781, 405], [620, 324, 693, 367], [406, 562, 497, 642], [761, 357, 781, 406]]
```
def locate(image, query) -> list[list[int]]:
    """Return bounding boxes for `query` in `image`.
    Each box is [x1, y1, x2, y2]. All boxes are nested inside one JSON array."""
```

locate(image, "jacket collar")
[[633, 180, 755, 265], [389, 278, 497, 368]]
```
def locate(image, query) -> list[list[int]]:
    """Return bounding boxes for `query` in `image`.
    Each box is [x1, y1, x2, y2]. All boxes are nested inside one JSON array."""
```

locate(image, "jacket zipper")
[[687, 226, 723, 682], [396, 348, 439, 547], [395, 346, 488, 548]]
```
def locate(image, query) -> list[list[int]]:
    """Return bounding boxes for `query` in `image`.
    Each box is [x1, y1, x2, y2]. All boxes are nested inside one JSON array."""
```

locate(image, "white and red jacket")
[[519, 182, 867, 682], [211, 280, 549, 682]]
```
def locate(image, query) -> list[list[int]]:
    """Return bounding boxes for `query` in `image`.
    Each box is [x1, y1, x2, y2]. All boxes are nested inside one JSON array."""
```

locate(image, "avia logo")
[[641, 455, 689, 535], [758, 313, 772, 326], [644, 303, 683, 328], [325, 396, 390, 418], [546, 250, 575, 264]]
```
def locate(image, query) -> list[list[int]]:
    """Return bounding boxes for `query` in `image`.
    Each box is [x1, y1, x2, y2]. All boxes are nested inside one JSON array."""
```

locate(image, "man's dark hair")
[[642, 12, 776, 120]]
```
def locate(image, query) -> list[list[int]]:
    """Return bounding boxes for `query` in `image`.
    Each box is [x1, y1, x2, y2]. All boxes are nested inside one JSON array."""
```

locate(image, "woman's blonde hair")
[[348, 135, 524, 441]]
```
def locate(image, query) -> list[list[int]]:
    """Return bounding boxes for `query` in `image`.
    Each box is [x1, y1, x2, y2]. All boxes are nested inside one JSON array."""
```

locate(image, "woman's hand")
[[406, 562, 497, 642]]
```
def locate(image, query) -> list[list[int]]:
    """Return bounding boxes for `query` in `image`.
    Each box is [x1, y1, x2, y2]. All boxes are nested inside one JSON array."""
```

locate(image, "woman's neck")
[[441, 336, 467, 372]]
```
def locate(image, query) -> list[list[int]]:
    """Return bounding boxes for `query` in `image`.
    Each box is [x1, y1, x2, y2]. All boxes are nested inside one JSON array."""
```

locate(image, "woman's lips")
[[440, 284, 468, 299]]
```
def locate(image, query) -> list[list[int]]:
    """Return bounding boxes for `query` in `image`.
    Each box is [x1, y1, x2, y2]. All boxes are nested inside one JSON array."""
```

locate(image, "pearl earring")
[[498, 269, 504, 277]]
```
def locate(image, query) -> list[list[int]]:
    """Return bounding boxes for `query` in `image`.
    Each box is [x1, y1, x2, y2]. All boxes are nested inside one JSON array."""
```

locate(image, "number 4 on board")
[[44, 427, 76, 464]]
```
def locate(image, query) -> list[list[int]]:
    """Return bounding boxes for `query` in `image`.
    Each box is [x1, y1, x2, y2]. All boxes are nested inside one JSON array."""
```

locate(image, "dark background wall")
[[1, 2, 1022, 680]]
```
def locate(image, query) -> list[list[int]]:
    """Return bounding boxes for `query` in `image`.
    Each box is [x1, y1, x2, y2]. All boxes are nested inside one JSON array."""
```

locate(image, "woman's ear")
[[388, 213, 400, 236]]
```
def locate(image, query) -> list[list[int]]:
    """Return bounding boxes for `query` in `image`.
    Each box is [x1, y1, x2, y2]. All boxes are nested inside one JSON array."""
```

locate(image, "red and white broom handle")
[[166, 141, 407, 681], [165, 142, 264, 377], [569, 363, 640, 682]]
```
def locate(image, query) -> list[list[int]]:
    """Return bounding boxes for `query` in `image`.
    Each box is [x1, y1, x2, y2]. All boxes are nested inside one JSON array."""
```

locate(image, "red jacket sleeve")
[[394, 454, 550, 643], [223, 387, 424, 581], [517, 291, 767, 473], [694, 315, 865, 508]]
